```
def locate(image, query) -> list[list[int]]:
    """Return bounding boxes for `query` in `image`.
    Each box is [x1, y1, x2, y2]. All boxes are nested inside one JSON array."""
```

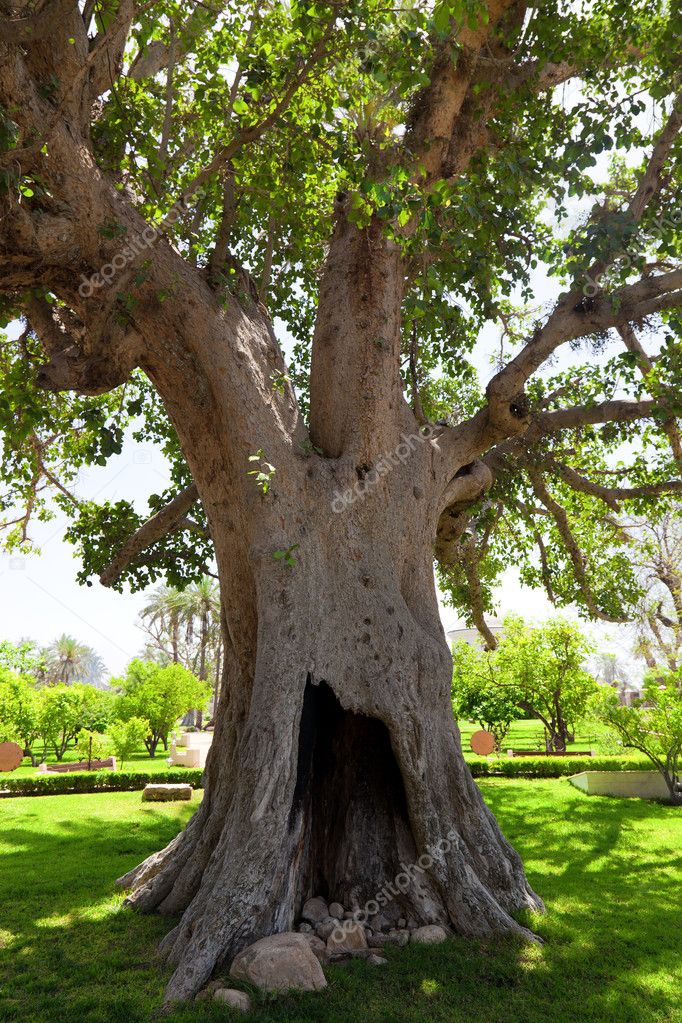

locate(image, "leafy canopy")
[[0, 0, 680, 626]]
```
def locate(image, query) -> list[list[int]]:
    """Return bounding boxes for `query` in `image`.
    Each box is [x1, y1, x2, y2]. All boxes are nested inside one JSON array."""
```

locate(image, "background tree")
[[139, 578, 223, 718], [451, 641, 518, 750], [114, 660, 210, 757], [0, 639, 44, 677], [594, 672, 682, 803], [627, 512, 682, 673], [1, 0, 682, 1004], [0, 668, 40, 761], [139, 585, 186, 665], [108, 716, 150, 770], [43, 634, 106, 688], [495, 616, 599, 752], [37, 683, 103, 761]]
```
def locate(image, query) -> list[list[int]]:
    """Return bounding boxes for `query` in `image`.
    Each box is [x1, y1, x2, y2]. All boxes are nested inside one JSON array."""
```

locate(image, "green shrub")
[[108, 716, 150, 768], [467, 754, 652, 779], [75, 730, 109, 763], [0, 768, 204, 797]]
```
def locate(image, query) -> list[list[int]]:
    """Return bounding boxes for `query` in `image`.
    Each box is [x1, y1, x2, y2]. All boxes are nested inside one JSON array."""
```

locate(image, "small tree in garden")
[[0, 668, 40, 761], [38, 684, 86, 761], [595, 674, 682, 803], [451, 642, 518, 751], [75, 730, 109, 768], [109, 717, 150, 770], [37, 683, 109, 761], [496, 616, 598, 752], [114, 661, 210, 757], [79, 689, 115, 734]]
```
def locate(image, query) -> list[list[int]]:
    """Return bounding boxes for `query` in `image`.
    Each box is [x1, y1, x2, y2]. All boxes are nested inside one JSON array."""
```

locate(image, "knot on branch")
[[27, 295, 139, 394], [440, 458, 494, 515]]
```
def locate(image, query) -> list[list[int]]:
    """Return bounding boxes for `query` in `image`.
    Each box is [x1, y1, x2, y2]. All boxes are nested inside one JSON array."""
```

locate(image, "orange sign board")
[[470, 730, 496, 756]]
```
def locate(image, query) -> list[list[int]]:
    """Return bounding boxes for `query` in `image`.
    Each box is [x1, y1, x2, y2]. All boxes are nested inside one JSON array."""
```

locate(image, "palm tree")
[[140, 585, 186, 664], [43, 634, 106, 686], [179, 577, 221, 726], [138, 578, 223, 726], [180, 577, 220, 681]]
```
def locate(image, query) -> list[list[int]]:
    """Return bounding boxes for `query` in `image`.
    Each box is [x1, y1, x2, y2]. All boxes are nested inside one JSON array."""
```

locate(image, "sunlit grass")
[[0, 782, 680, 1022]]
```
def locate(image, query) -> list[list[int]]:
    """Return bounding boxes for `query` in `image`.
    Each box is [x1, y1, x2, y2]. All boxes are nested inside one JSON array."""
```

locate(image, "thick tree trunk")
[[1, 24, 541, 1004], [119, 440, 543, 1005]]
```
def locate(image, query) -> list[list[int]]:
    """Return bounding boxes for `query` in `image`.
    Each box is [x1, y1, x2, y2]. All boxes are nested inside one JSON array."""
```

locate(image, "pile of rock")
[[297, 894, 448, 959], [294, 895, 386, 966], [198, 895, 448, 1008]]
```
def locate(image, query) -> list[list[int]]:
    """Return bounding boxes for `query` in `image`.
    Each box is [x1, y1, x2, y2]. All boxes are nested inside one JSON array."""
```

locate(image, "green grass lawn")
[[459, 717, 607, 757], [1, 781, 680, 1023]]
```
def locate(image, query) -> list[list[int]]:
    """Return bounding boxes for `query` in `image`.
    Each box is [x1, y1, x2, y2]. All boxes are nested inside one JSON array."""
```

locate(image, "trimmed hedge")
[[0, 768, 204, 797], [466, 754, 652, 779], [1, 756, 653, 796]]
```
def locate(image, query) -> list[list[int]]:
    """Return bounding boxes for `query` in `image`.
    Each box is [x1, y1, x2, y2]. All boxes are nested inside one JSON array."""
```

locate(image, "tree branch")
[[485, 268, 682, 426], [99, 484, 200, 587], [480, 90, 682, 422], [158, 20, 336, 232], [405, 0, 520, 186], [88, 0, 136, 101], [526, 466, 628, 623], [546, 458, 682, 508], [617, 324, 682, 461]]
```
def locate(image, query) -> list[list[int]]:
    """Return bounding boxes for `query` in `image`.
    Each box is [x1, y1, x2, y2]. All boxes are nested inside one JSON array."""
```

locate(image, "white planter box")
[[569, 770, 670, 800]]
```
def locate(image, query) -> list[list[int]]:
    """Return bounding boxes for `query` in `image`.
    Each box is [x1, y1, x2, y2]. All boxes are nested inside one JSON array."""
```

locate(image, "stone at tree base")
[[370, 913, 391, 932], [213, 988, 252, 1011], [315, 920, 336, 942], [298, 922, 313, 933], [385, 929, 409, 947], [301, 897, 329, 924], [229, 932, 327, 992], [368, 953, 388, 966], [195, 979, 227, 1001], [326, 921, 367, 954], [410, 925, 448, 945], [328, 902, 344, 919], [142, 783, 192, 802], [300, 933, 328, 964]]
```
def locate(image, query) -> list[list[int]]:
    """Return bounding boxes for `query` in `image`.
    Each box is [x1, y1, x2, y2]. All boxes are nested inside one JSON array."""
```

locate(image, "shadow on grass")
[[0, 783, 680, 1023]]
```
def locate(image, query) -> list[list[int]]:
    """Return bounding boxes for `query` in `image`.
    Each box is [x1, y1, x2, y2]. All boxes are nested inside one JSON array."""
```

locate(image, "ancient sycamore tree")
[[1, 0, 681, 1003]]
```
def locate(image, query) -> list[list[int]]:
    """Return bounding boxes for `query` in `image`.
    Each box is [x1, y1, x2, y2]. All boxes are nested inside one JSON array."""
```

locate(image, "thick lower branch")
[[99, 485, 200, 587]]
